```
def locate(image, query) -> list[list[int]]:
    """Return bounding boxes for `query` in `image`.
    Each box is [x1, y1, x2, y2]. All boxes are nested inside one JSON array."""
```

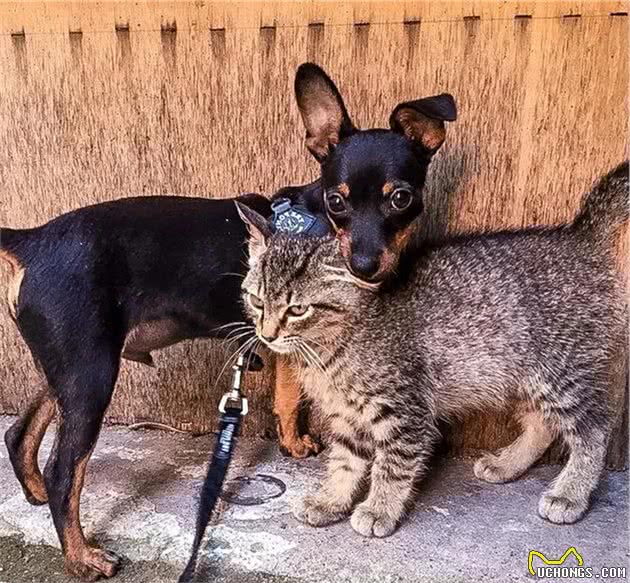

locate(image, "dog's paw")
[[350, 504, 398, 538], [474, 454, 511, 484], [280, 433, 322, 459], [538, 493, 588, 524], [65, 547, 121, 581], [19, 473, 48, 506], [293, 495, 347, 527], [24, 487, 48, 506]]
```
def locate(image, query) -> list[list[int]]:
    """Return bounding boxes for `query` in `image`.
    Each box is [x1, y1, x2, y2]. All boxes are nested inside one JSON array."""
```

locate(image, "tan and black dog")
[[0, 63, 455, 580]]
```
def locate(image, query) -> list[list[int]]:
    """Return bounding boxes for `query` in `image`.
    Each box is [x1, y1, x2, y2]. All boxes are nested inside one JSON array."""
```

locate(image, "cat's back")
[[409, 225, 623, 321], [357, 225, 623, 416], [372, 226, 625, 393]]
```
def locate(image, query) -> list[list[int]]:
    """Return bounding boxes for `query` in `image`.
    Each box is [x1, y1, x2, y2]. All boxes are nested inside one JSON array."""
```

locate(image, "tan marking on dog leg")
[[21, 392, 56, 503], [274, 356, 320, 458], [63, 451, 120, 580], [5, 382, 56, 505]]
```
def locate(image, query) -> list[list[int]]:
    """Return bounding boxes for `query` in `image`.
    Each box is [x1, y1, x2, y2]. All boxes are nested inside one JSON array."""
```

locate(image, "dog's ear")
[[235, 202, 273, 262], [295, 63, 356, 163], [389, 94, 457, 154]]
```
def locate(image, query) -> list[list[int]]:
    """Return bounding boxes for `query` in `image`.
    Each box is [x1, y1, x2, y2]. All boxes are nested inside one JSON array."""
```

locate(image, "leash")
[[177, 355, 248, 583]]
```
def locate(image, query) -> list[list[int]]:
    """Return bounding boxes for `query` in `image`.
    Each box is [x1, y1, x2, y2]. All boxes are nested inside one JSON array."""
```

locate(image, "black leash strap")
[[178, 356, 248, 583]]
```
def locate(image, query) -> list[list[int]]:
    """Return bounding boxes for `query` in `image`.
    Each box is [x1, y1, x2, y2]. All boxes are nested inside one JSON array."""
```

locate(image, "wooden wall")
[[0, 1, 627, 467]]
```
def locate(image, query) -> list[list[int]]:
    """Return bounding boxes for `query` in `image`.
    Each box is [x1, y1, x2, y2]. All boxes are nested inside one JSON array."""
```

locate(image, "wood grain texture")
[[0, 2, 627, 468]]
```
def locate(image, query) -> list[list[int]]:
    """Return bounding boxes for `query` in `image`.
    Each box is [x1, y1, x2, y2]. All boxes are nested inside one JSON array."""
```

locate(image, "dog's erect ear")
[[235, 202, 273, 262], [295, 63, 356, 163], [389, 94, 457, 154]]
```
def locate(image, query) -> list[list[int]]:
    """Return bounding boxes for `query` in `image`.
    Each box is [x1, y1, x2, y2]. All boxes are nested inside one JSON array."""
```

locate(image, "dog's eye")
[[390, 189, 413, 211], [287, 304, 309, 317], [325, 193, 348, 215], [249, 294, 264, 310]]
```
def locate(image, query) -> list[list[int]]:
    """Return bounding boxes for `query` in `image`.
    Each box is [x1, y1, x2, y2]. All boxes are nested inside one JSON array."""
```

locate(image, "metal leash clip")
[[218, 354, 249, 416]]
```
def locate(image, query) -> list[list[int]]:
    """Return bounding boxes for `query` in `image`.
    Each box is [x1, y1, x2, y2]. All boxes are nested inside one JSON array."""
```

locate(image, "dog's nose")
[[349, 254, 380, 279]]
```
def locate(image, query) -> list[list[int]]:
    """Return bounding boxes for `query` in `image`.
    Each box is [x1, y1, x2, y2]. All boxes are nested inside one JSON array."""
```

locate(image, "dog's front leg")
[[274, 355, 321, 458]]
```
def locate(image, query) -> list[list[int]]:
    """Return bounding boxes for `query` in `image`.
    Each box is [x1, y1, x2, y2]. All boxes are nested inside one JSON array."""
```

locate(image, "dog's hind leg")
[[474, 407, 556, 484], [43, 347, 122, 581], [4, 377, 56, 505]]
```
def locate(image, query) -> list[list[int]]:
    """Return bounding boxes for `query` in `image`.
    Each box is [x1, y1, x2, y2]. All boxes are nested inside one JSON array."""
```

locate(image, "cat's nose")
[[261, 333, 277, 343], [350, 254, 380, 279]]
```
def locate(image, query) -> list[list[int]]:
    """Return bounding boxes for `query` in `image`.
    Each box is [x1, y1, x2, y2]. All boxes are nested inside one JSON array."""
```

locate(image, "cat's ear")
[[389, 94, 457, 154], [295, 63, 356, 163], [235, 202, 273, 263]]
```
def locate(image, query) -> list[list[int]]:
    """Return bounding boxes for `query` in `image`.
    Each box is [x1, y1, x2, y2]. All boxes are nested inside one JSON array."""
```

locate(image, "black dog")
[[0, 63, 455, 581], [294, 63, 457, 281]]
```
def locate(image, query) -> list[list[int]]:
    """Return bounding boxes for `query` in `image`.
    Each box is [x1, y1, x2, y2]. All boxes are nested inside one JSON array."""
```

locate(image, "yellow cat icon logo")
[[528, 547, 584, 576]]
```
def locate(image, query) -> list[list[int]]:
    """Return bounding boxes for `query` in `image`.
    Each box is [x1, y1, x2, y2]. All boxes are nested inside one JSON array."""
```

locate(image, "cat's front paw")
[[293, 494, 348, 527], [350, 503, 398, 538], [538, 493, 588, 524]]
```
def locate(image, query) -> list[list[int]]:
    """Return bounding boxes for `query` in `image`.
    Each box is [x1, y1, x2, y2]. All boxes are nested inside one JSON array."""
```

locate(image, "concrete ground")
[[0, 416, 627, 583]]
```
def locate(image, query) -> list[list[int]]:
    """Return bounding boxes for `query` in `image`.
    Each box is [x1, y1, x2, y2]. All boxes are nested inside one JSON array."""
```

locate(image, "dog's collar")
[[270, 197, 330, 236]]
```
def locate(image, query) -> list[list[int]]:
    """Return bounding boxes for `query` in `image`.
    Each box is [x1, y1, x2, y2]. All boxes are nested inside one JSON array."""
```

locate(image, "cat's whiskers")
[[213, 321, 250, 333], [224, 324, 255, 338], [220, 272, 246, 279], [304, 336, 335, 359], [297, 338, 328, 377], [291, 341, 311, 369], [214, 333, 257, 389], [244, 338, 262, 371], [296, 343, 321, 376], [224, 324, 255, 341], [223, 330, 257, 354], [223, 325, 256, 350], [285, 337, 313, 369]]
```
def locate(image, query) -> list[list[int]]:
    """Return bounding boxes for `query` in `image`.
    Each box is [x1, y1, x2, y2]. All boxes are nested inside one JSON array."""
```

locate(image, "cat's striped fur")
[[240, 161, 628, 537]]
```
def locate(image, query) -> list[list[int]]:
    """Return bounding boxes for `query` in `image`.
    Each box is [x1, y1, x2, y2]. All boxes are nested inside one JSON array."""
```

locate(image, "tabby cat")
[[238, 161, 628, 538]]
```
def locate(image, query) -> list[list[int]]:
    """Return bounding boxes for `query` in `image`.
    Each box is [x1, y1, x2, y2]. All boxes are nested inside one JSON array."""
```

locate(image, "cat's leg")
[[474, 408, 556, 483], [294, 436, 370, 527], [538, 417, 608, 524], [350, 418, 437, 538]]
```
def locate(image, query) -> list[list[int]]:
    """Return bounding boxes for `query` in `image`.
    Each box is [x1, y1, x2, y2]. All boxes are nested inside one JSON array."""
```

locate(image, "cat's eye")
[[325, 192, 348, 216], [390, 188, 413, 211], [248, 293, 264, 310], [287, 304, 309, 317]]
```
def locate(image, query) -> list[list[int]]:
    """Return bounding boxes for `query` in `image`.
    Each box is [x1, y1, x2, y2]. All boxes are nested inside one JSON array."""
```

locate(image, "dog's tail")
[[574, 160, 629, 239]]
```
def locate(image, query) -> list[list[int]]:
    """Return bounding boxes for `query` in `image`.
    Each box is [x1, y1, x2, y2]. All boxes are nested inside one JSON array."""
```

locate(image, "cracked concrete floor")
[[0, 416, 627, 583]]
